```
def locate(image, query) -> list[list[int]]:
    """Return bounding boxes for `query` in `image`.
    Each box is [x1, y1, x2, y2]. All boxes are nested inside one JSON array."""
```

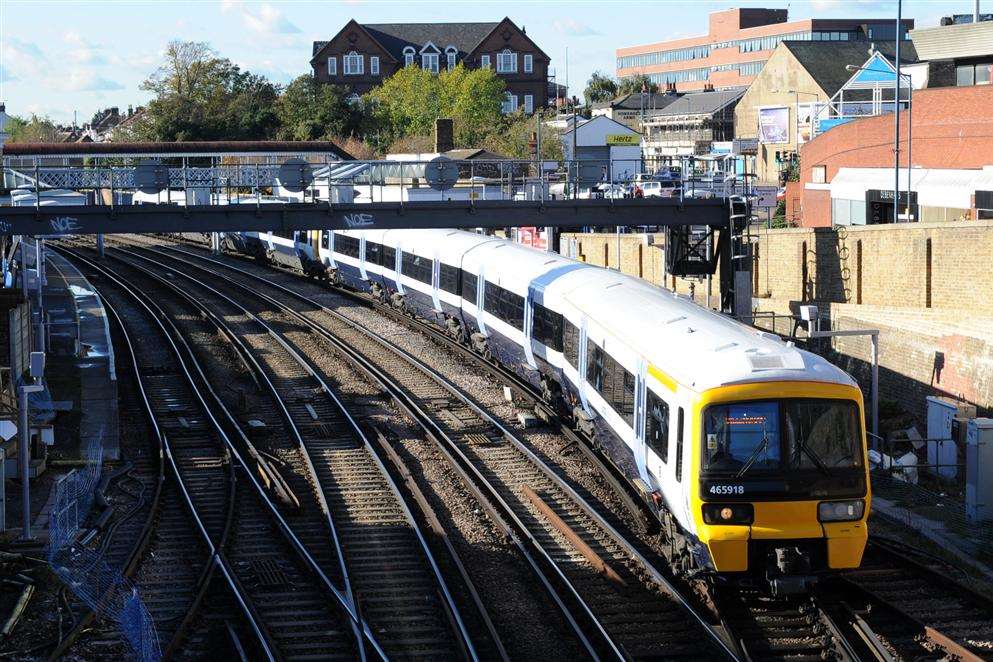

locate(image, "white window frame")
[[343, 51, 363, 76], [480, 54, 490, 69], [346, 93, 361, 106], [422, 53, 439, 73], [403, 47, 415, 67], [497, 49, 517, 73], [370, 56, 380, 75], [501, 92, 517, 114], [524, 53, 533, 73], [327, 56, 337, 76], [446, 47, 457, 70], [524, 94, 534, 114]]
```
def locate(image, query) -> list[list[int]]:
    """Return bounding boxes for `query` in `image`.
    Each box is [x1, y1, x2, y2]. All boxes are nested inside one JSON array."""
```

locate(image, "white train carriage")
[[231, 227, 870, 591]]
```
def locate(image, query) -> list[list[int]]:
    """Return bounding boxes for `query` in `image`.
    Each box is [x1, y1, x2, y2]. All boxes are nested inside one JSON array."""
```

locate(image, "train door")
[[321, 231, 336, 269], [475, 266, 487, 336], [394, 243, 405, 295], [633, 359, 650, 484], [522, 285, 538, 370], [431, 254, 441, 312], [577, 318, 590, 413], [358, 236, 368, 280]]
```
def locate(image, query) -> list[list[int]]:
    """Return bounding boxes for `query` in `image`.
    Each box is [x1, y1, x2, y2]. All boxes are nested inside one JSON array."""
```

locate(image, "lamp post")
[[846, 64, 914, 221], [571, 95, 579, 199], [894, 0, 903, 221]]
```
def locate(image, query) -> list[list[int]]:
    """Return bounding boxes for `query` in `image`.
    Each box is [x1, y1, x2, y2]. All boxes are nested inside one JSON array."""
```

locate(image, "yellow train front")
[[683, 381, 870, 595]]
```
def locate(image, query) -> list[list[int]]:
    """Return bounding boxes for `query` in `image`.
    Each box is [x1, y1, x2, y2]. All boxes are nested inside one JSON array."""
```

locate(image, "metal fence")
[[46, 428, 161, 661]]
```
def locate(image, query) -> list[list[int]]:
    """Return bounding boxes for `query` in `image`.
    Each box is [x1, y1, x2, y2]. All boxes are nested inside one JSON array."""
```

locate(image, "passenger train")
[[208, 228, 870, 594]]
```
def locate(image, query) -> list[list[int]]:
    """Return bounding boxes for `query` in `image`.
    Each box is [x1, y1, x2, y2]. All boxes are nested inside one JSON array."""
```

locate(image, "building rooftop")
[[911, 20, 993, 61], [782, 40, 918, 97], [594, 92, 681, 112], [648, 88, 746, 118]]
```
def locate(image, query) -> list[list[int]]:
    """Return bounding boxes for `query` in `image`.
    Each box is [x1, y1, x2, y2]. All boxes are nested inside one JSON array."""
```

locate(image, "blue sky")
[[1, 0, 956, 125]]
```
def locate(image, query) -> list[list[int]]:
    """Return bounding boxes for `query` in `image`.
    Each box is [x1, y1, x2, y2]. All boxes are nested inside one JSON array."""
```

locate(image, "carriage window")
[[532, 302, 563, 352], [322, 231, 331, 250], [335, 234, 360, 258], [586, 340, 604, 390], [401, 252, 433, 284], [675, 407, 684, 482], [645, 390, 669, 464], [365, 241, 382, 265], [382, 246, 396, 270], [484, 281, 524, 331], [440, 263, 461, 295], [562, 320, 579, 368], [462, 271, 477, 304], [274, 229, 295, 239]]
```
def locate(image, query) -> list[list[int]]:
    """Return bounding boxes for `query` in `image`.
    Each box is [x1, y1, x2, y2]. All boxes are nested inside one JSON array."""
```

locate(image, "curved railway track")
[[112, 237, 739, 660], [78, 241, 486, 661], [59, 246, 377, 661]]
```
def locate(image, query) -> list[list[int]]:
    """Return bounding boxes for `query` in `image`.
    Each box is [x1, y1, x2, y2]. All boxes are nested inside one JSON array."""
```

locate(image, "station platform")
[[43, 251, 119, 462]]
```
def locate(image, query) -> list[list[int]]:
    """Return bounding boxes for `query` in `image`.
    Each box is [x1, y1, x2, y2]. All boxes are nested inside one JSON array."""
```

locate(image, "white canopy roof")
[[830, 167, 993, 208]]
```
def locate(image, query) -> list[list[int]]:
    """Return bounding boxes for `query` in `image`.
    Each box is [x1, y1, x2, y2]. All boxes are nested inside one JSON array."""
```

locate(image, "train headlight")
[[817, 499, 865, 522], [702, 503, 754, 525]]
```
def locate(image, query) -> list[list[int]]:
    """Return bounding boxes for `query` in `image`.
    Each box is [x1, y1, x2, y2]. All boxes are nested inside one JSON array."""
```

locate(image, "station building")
[[787, 85, 993, 227]]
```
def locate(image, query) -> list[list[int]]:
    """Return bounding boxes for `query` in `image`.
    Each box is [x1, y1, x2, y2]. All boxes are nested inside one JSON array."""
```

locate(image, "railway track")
[[83, 241, 486, 660], [117, 237, 739, 660], [59, 247, 376, 661]]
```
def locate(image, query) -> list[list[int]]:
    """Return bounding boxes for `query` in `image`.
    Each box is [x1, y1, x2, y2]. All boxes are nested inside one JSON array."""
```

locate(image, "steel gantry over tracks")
[[1, 141, 753, 311]]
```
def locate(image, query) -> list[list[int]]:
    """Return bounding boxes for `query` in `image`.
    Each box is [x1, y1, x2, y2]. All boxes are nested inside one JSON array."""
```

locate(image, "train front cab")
[[689, 381, 870, 594]]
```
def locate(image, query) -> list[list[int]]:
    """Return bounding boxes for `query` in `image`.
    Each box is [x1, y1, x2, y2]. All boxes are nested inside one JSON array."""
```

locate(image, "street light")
[[846, 64, 914, 222]]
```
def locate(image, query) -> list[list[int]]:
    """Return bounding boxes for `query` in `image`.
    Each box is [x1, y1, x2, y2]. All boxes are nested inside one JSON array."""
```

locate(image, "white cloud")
[[64, 70, 126, 92], [2, 37, 47, 80], [0, 65, 17, 83], [552, 18, 600, 37], [63, 31, 120, 67]]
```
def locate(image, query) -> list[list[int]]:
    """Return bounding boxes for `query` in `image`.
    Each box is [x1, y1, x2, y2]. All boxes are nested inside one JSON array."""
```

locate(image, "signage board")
[[606, 134, 639, 146], [758, 106, 790, 144]]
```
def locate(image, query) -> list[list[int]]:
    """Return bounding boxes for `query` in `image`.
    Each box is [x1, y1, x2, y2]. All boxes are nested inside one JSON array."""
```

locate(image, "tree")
[[277, 75, 362, 141], [138, 40, 280, 141], [483, 109, 563, 160], [617, 73, 660, 95], [6, 114, 60, 142], [583, 71, 617, 107], [368, 64, 505, 148]]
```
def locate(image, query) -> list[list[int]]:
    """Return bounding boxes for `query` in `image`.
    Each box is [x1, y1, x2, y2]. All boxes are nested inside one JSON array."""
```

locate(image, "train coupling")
[[766, 546, 817, 596]]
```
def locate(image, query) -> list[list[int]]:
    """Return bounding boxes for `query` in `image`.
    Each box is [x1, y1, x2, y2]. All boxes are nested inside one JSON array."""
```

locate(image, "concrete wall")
[[561, 220, 993, 418]]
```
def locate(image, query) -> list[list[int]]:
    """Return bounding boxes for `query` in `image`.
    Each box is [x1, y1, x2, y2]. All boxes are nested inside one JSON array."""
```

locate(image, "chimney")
[[435, 118, 455, 153]]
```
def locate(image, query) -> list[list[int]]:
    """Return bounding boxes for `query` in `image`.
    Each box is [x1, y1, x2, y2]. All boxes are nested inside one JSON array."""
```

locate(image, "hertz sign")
[[606, 134, 640, 145]]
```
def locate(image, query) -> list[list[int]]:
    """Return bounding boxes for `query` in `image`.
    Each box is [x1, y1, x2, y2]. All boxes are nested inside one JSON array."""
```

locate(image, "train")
[[200, 228, 870, 595]]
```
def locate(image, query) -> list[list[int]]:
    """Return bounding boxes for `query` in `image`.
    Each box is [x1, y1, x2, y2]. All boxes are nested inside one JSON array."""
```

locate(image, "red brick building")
[[311, 18, 550, 113], [789, 85, 993, 227]]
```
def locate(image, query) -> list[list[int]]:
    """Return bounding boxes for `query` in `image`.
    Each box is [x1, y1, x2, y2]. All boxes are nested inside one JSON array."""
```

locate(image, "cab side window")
[[645, 390, 669, 464], [563, 319, 579, 368]]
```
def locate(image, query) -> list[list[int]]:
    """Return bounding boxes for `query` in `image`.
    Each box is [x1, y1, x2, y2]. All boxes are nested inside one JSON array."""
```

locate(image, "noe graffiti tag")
[[50, 216, 82, 233], [343, 212, 374, 228]]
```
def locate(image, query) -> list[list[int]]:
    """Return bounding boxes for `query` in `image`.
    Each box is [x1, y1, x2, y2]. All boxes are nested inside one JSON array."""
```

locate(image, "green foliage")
[[137, 40, 280, 141], [6, 114, 60, 142], [584, 71, 618, 107], [617, 73, 660, 95], [277, 75, 363, 141], [368, 64, 505, 149], [482, 109, 563, 160]]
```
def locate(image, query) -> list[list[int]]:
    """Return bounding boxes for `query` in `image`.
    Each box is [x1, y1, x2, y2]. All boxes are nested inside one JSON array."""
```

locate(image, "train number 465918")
[[709, 484, 745, 495]]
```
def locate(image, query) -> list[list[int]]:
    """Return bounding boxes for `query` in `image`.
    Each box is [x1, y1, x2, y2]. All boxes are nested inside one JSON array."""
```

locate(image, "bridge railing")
[[4, 156, 754, 208]]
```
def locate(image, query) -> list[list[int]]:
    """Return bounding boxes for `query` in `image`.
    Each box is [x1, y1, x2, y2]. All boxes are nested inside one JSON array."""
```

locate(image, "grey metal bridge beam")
[[0, 199, 730, 236]]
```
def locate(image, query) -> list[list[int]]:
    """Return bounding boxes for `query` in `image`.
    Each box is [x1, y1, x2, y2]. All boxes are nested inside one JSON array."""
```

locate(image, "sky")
[[0, 0, 963, 125]]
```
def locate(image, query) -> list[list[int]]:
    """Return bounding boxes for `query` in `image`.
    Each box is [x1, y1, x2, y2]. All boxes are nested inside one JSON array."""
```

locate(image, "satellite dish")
[[424, 156, 459, 191], [134, 159, 170, 195], [278, 158, 314, 193]]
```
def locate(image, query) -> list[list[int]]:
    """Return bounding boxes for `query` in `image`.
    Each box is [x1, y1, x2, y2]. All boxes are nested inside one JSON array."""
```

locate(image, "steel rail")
[[56, 248, 277, 661], [58, 246, 384, 661], [110, 243, 480, 661], [141, 241, 741, 661]]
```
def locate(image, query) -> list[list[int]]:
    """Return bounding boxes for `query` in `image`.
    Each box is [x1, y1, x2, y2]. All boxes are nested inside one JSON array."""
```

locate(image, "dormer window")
[[497, 49, 517, 73], [445, 46, 458, 70], [344, 51, 363, 75], [403, 46, 415, 67], [422, 52, 439, 73]]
